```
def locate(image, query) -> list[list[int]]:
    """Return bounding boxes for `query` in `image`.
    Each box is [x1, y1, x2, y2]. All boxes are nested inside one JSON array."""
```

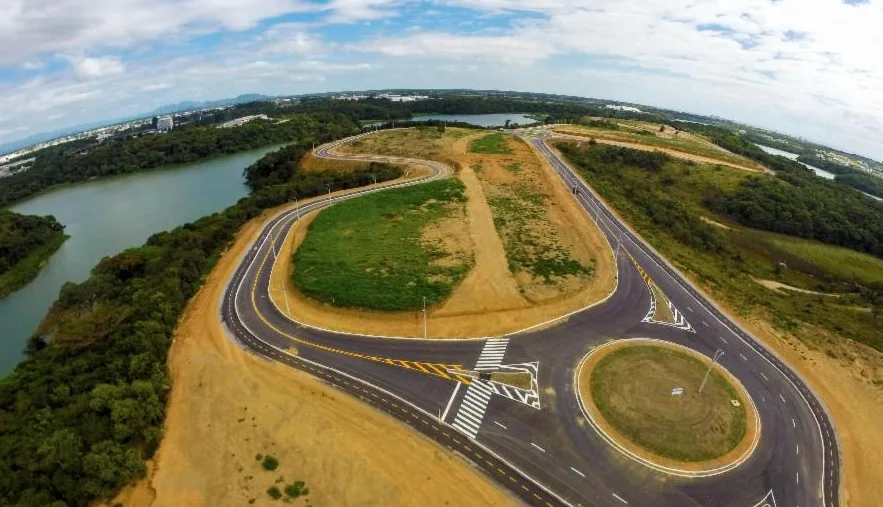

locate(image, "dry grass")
[[650, 283, 675, 323]]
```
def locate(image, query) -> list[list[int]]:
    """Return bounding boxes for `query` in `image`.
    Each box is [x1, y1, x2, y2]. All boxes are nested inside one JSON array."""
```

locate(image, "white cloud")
[[68, 56, 126, 80]]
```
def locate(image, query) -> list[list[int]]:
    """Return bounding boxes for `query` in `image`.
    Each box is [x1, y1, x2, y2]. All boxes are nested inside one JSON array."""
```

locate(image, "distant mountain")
[[148, 94, 270, 115]]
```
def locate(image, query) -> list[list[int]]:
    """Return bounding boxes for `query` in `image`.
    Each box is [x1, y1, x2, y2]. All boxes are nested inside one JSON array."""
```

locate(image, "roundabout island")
[[577, 339, 760, 475]]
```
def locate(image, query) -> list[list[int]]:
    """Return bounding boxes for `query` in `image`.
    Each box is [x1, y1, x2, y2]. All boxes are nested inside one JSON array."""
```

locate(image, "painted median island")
[[577, 339, 760, 474]]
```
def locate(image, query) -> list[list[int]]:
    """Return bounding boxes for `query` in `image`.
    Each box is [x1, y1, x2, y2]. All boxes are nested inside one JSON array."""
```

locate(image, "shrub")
[[262, 456, 279, 471], [284, 481, 309, 498], [267, 486, 282, 500]]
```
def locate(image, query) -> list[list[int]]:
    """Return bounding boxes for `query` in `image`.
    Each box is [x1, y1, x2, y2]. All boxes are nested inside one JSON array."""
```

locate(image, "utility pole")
[[294, 195, 299, 220], [699, 349, 725, 394], [422, 296, 427, 339], [372, 174, 377, 185]]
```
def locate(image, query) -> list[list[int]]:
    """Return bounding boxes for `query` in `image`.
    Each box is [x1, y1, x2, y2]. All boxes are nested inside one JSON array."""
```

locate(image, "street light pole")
[[294, 195, 299, 220], [422, 296, 427, 339], [699, 349, 725, 394]]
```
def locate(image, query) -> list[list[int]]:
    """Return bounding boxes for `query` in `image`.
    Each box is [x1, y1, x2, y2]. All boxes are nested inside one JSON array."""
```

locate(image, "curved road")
[[220, 130, 840, 507]]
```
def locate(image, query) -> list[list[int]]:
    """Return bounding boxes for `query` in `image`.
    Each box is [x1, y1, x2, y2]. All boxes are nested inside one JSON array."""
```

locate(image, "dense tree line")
[[0, 132, 402, 506], [0, 113, 360, 207], [0, 211, 67, 298], [835, 172, 883, 198], [796, 154, 858, 175], [706, 168, 883, 259], [557, 143, 729, 254]]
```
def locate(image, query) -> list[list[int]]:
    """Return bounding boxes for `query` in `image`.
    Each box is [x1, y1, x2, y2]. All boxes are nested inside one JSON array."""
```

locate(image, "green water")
[[0, 146, 279, 376]]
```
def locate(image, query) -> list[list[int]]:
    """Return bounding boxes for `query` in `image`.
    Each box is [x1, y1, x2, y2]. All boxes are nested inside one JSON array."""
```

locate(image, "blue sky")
[[2, 0, 882, 159]]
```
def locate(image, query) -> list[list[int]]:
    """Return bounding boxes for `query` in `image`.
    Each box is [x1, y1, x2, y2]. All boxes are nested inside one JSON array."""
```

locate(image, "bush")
[[284, 481, 309, 498], [262, 456, 279, 471], [267, 486, 282, 500]]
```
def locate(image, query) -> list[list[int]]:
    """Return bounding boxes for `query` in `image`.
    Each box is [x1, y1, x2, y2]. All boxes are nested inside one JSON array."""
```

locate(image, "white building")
[[157, 116, 174, 132]]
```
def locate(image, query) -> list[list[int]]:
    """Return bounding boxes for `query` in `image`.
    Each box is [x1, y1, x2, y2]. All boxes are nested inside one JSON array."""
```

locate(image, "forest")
[[0, 211, 67, 299], [0, 128, 402, 506], [835, 172, 883, 198], [0, 112, 360, 207]]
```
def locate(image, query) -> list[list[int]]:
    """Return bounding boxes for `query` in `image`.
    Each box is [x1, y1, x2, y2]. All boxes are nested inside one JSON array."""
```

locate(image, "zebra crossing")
[[474, 337, 509, 370], [451, 380, 494, 439]]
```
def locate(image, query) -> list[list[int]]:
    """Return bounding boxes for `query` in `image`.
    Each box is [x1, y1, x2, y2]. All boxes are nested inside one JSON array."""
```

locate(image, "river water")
[[0, 146, 280, 376], [754, 144, 836, 180], [411, 113, 539, 127]]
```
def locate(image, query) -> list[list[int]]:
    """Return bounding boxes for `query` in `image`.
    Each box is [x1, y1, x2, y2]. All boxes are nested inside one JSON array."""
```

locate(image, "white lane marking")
[[797, 444, 799, 455], [703, 320, 709, 327], [613, 492, 629, 504], [780, 393, 787, 403], [687, 306, 694, 312], [440, 381, 463, 422], [493, 421, 507, 430], [796, 472, 800, 484], [718, 335, 728, 344], [530, 442, 546, 453], [570, 467, 585, 478], [761, 372, 769, 381], [740, 353, 748, 361], [792, 418, 796, 428]]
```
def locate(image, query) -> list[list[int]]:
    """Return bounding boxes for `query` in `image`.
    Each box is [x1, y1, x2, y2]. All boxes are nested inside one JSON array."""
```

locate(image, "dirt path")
[[753, 278, 840, 297], [434, 164, 530, 316], [113, 204, 518, 507]]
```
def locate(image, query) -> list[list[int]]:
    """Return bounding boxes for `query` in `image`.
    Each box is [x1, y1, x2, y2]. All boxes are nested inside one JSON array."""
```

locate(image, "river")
[[754, 144, 836, 180], [412, 113, 538, 127], [0, 146, 280, 376]]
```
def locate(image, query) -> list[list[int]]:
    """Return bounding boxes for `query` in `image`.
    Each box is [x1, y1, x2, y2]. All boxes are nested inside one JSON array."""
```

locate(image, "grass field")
[[342, 127, 473, 162], [292, 179, 471, 311], [559, 141, 883, 354], [590, 345, 746, 462], [470, 133, 512, 154]]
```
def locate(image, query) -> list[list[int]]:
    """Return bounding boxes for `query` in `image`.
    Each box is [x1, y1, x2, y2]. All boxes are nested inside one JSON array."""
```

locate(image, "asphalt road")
[[219, 129, 841, 507]]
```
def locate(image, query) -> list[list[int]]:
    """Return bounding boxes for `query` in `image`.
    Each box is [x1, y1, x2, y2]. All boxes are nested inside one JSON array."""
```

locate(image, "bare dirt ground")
[[552, 126, 766, 173], [112, 204, 517, 507], [700, 216, 734, 230], [269, 130, 616, 338], [753, 278, 840, 297]]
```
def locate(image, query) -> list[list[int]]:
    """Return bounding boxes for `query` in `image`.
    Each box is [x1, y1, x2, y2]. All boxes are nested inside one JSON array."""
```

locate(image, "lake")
[[0, 145, 281, 376], [755, 144, 836, 180], [411, 113, 539, 127]]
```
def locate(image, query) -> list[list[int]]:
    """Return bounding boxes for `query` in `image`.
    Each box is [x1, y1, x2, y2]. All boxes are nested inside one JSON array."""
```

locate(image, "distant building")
[[152, 116, 159, 129], [156, 116, 174, 132]]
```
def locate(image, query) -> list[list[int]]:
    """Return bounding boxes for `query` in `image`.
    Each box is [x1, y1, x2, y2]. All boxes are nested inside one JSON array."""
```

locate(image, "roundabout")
[[576, 339, 760, 476]]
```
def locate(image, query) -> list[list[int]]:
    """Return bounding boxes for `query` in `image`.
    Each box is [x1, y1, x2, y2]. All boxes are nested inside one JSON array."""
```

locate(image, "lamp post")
[[699, 349, 725, 394], [422, 296, 427, 339]]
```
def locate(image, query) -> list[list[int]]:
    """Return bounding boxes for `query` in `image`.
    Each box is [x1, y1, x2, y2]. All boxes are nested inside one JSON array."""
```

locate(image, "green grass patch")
[[293, 179, 471, 311], [284, 481, 309, 499], [590, 345, 746, 462], [504, 162, 522, 174], [470, 133, 512, 154], [763, 235, 883, 286], [267, 486, 282, 500]]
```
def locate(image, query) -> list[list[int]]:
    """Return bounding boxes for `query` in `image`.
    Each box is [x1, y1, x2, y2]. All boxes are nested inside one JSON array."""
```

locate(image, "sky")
[[2, 0, 883, 159]]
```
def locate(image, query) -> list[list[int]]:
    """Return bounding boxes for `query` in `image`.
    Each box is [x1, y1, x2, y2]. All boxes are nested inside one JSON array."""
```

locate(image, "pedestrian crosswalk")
[[451, 379, 494, 439], [474, 337, 509, 370]]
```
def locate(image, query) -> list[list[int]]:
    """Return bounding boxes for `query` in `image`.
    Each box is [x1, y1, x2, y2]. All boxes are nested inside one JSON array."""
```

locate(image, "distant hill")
[[148, 94, 270, 115]]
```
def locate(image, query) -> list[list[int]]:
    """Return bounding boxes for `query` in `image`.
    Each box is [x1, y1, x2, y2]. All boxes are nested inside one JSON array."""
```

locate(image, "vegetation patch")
[[589, 345, 747, 462], [470, 133, 512, 154], [293, 179, 472, 311], [262, 455, 280, 471], [0, 210, 67, 299], [558, 141, 883, 353], [343, 126, 472, 162], [650, 283, 675, 323]]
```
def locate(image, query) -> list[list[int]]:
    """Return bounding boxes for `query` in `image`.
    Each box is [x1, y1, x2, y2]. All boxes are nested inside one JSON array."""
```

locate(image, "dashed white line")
[[761, 372, 769, 381], [797, 444, 799, 455], [792, 418, 796, 428], [702, 320, 709, 327], [796, 472, 800, 484], [686, 306, 694, 313], [740, 353, 748, 361], [780, 393, 787, 403], [612, 492, 629, 504], [570, 467, 585, 478], [718, 336, 728, 344], [494, 421, 507, 430], [530, 442, 546, 453]]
